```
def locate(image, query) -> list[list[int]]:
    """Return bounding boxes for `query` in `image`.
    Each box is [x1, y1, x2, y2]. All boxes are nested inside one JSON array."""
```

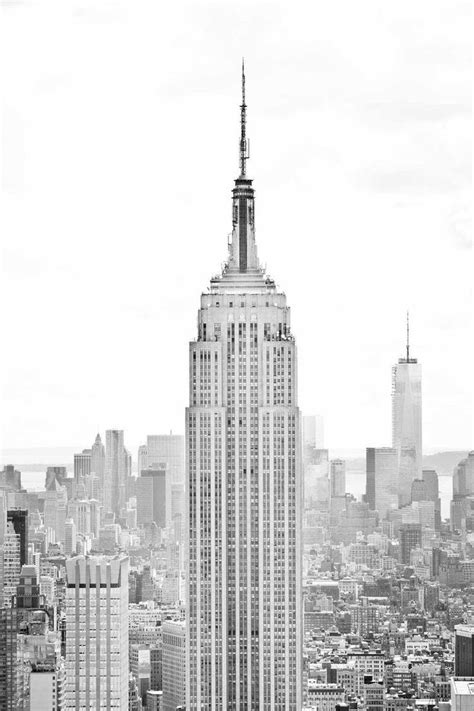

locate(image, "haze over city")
[[2, 0, 472, 453], [1, 2, 474, 711]]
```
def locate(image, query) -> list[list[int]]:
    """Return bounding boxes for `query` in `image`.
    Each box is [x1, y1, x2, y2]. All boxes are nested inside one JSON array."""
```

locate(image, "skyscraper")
[[454, 624, 474, 676], [45, 466, 67, 491], [43, 479, 68, 543], [399, 522, 422, 565], [91, 433, 106, 501], [0, 465, 22, 492], [162, 619, 186, 711], [303, 415, 324, 449], [330, 459, 346, 498], [64, 555, 129, 710], [136, 465, 168, 529], [64, 519, 77, 556], [0, 492, 7, 608], [104, 430, 127, 518], [422, 468, 441, 530], [146, 434, 185, 485], [186, 66, 302, 710], [3, 521, 21, 606], [137, 444, 148, 481], [453, 451, 474, 498], [392, 314, 422, 506], [365, 447, 398, 519], [7, 509, 28, 567], [68, 498, 92, 536], [73, 448, 91, 484]]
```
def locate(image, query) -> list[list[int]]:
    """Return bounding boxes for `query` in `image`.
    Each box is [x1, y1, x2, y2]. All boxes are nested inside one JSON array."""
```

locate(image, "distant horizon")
[[1, 444, 470, 463]]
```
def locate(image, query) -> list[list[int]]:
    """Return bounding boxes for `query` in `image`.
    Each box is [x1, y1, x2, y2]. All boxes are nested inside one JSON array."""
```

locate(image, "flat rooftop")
[[452, 677, 474, 695]]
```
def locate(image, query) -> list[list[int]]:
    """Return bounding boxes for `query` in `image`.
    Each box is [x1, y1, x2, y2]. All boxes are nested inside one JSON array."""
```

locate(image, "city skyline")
[[1, 0, 472, 453], [1, 2, 472, 708]]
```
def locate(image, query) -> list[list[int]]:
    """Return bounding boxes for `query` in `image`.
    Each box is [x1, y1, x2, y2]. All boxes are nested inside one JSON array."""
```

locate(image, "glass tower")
[[186, 65, 302, 710], [392, 315, 422, 507]]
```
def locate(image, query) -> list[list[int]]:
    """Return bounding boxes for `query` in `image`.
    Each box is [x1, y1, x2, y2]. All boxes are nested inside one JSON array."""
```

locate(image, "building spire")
[[406, 310, 410, 361], [239, 58, 249, 177]]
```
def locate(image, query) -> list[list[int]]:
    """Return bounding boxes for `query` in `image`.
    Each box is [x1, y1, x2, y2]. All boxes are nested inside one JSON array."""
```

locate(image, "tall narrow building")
[[64, 555, 129, 710], [186, 65, 302, 710], [91, 433, 106, 502], [104, 430, 127, 518], [392, 314, 422, 507]]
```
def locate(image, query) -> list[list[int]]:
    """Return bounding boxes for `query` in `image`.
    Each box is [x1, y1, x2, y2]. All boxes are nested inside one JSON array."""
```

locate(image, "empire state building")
[[186, 66, 302, 710]]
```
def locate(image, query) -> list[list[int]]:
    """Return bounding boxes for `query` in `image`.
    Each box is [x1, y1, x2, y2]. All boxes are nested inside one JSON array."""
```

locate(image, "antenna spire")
[[406, 310, 410, 361], [239, 58, 249, 177]]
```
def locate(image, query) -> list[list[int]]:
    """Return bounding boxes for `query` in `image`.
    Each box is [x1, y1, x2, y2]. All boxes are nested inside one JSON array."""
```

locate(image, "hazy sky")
[[1, 0, 472, 455]]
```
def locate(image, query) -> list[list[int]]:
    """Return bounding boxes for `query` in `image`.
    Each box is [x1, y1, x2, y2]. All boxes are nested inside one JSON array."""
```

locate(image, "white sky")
[[1, 0, 472, 455]]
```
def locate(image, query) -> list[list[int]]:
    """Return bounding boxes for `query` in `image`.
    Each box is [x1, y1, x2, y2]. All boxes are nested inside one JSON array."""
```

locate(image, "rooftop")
[[451, 677, 474, 695]]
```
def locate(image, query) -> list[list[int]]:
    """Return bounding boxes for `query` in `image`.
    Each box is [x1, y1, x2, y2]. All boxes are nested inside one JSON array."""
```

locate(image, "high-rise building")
[[451, 677, 474, 709], [3, 521, 21, 606], [104, 430, 128, 518], [365, 448, 398, 519], [137, 444, 148, 481], [413, 469, 441, 530], [74, 449, 91, 484], [453, 452, 474, 498], [89, 499, 102, 537], [171, 482, 185, 526], [91, 433, 106, 501], [68, 499, 92, 535], [399, 523, 422, 565], [0, 465, 22, 492], [411, 478, 428, 502], [64, 519, 77, 556], [303, 415, 324, 449], [146, 689, 163, 711], [30, 662, 65, 711], [64, 555, 129, 710], [150, 645, 162, 692], [7, 509, 28, 567], [0, 492, 8, 606], [45, 466, 68, 491], [16, 563, 43, 609], [305, 449, 330, 507], [186, 66, 302, 709], [162, 619, 185, 711], [146, 434, 184, 485], [43, 474, 68, 545], [0, 563, 55, 710], [392, 315, 422, 506], [130, 644, 152, 703], [454, 624, 474, 676], [136, 466, 168, 529], [422, 469, 440, 501], [330, 459, 346, 498]]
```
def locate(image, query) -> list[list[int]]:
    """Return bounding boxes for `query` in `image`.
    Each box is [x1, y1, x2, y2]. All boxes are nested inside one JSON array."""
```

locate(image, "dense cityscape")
[[1, 71, 473, 711]]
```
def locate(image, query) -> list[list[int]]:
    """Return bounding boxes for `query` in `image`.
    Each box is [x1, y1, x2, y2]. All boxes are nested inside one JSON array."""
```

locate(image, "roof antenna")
[[406, 310, 410, 362], [240, 58, 249, 177]]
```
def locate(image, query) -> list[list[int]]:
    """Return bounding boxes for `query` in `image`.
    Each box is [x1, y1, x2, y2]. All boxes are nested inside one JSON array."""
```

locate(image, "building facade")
[[136, 466, 168, 529], [186, 67, 302, 710], [330, 459, 346, 498], [91, 433, 106, 503], [64, 555, 129, 710], [146, 434, 185, 485], [366, 448, 398, 519], [455, 624, 474, 676], [104, 430, 127, 518], [162, 619, 185, 711], [73, 449, 91, 485]]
